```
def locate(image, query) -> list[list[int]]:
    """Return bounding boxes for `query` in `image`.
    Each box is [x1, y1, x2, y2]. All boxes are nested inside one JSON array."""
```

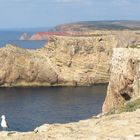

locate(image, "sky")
[[0, 0, 140, 29]]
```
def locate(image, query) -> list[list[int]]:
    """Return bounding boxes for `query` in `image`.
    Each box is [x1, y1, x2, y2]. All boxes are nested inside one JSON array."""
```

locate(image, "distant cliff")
[[20, 31, 92, 40], [1, 31, 140, 87], [29, 32, 72, 40], [20, 21, 140, 41], [54, 21, 140, 31]]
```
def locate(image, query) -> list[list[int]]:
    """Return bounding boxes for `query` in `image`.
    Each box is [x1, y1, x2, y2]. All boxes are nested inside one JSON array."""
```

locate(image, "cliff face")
[[30, 32, 72, 40], [41, 35, 116, 85], [0, 45, 58, 87], [103, 48, 140, 113], [0, 32, 140, 87]]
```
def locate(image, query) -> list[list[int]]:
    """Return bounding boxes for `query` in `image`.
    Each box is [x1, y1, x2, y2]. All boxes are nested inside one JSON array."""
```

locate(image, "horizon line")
[[0, 20, 140, 30]]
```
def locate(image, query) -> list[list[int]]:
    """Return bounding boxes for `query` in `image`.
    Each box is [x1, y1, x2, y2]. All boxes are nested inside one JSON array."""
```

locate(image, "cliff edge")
[[103, 48, 140, 113], [0, 31, 140, 87], [0, 109, 140, 140]]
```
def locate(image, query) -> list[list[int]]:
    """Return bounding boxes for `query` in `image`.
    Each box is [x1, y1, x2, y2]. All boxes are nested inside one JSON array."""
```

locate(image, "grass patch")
[[116, 98, 140, 114], [129, 45, 140, 48]]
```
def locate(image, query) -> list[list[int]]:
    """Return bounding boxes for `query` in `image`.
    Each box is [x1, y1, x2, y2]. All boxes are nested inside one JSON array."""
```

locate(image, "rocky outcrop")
[[103, 48, 140, 113], [41, 35, 116, 85], [20, 33, 30, 40], [0, 109, 140, 140], [0, 45, 58, 87], [1, 32, 140, 87]]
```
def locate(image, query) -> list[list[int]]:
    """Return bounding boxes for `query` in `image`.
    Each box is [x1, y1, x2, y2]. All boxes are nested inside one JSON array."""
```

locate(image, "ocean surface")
[[0, 30, 46, 49], [0, 85, 107, 132], [0, 30, 107, 132]]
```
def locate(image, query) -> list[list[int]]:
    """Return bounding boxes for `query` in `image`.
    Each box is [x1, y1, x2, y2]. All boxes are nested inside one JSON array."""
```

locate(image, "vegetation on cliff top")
[[113, 98, 140, 114], [54, 21, 140, 31], [129, 45, 140, 48]]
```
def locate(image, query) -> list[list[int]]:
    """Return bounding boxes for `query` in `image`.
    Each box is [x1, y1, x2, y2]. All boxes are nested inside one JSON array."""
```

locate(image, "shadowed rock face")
[[103, 48, 140, 113], [0, 32, 140, 87]]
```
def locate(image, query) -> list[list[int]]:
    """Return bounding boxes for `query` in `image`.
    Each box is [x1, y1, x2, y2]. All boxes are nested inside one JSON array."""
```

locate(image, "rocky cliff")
[[0, 45, 58, 87], [0, 32, 140, 87], [103, 48, 140, 113], [29, 32, 72, 40]]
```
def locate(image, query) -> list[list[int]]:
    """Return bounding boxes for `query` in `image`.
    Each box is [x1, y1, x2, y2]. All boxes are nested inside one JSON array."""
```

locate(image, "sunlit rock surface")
[[1, 32, 140, 87], [0, 109, 140, 140], [103, 48, 140, 113]]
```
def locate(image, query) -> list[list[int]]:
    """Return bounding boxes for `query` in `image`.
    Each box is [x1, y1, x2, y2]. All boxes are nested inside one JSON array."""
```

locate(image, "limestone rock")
[[0, 44, 58, 87], [0, 109, 140, 140], [0, 31, 140, 87], [103, 48, 140, 113], [34, 124, 50, 133]]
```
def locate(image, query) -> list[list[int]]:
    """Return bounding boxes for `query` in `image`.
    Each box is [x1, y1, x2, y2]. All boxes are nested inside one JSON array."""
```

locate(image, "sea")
[[0, 30, 47, 49], [0, 29, 107, 132], [0, 85, 107, 132]]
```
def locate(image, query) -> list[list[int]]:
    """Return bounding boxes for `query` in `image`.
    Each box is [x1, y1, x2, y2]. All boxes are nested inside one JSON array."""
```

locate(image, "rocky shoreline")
[[0, 109, 140, 140]]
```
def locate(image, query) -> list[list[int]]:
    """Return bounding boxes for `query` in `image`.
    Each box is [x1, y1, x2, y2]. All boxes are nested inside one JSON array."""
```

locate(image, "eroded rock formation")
[[1, 32, 140, 87], [103, 48, 140, 113], [0, 45, 58, 86]]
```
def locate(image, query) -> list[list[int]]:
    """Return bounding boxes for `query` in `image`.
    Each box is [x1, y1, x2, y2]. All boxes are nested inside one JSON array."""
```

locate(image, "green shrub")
[[130, 45, 140, 48], [116, 98, 140, 113]]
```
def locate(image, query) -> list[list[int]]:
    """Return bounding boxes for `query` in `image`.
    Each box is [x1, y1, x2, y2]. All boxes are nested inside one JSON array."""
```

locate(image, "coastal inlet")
[[0, 85, 107, 132]]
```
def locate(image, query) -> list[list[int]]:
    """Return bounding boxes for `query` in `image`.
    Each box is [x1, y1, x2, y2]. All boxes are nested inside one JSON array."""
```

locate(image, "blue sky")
[[0, 0, 140, 28]]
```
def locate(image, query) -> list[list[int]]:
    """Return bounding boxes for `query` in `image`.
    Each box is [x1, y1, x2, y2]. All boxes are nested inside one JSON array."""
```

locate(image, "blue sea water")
[[0, 29, 107, 132], [0, 85, 107, 132], [0, 30, 46, 49]]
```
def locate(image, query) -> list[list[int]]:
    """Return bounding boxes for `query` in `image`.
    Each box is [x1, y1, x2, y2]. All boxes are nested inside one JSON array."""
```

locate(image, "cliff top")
[[0, 108, 140, 140]]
